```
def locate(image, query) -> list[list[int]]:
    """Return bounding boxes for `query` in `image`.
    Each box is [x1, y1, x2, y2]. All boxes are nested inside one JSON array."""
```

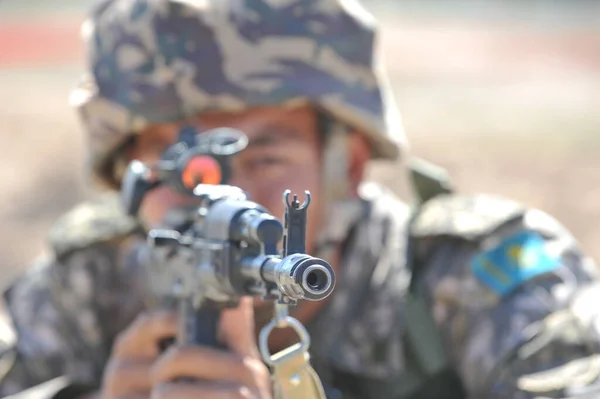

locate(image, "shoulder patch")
[[470, 230, 561, 298], [48, 192, 142, 259], [410, 194, 525, 240]]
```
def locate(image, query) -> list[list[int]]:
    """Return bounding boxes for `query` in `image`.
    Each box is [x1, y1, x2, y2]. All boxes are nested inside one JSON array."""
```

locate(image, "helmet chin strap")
[[313, 119, 365, 262]]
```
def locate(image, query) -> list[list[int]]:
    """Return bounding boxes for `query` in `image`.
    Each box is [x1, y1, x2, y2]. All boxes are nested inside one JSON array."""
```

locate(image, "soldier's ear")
[[348, 130, 371, 195]]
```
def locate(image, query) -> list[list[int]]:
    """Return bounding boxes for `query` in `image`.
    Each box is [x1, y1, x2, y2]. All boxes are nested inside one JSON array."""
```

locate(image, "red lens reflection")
[[182, 155, 222, 188]]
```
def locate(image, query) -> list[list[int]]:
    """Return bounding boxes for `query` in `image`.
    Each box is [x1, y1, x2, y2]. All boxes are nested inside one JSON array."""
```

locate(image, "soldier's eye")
[[249, 157, 284, 168]]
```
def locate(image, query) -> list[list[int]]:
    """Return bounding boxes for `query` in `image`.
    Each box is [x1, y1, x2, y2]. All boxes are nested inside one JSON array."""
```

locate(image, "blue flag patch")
[[470, 230, 560, 297]]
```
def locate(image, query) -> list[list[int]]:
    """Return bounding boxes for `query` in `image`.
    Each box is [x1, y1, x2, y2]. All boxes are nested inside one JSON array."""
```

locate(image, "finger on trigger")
[[112, 310, 178, 359], [152, 381, 257, 399], [152, 344, 265, 390], [218, 297, 260, 358], [104, 358, 154, 396]]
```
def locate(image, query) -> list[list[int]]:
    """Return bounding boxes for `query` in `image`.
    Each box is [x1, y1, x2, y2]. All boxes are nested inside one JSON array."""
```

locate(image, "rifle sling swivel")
[[259, 304, 327, 399]]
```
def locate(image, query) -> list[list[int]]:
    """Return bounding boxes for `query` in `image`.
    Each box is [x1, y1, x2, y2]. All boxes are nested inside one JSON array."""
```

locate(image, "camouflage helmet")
[[69, 0, 407, 188]]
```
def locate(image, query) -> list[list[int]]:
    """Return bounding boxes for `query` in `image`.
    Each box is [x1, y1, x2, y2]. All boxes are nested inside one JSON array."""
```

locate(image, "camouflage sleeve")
[[413, 195, 600, 398], [0, 235, 147, 397], [0, 194, 148, 396]]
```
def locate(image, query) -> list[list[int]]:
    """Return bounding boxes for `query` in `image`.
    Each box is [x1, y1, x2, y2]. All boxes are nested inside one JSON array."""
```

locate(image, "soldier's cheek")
[[138, 186, 199, 228]]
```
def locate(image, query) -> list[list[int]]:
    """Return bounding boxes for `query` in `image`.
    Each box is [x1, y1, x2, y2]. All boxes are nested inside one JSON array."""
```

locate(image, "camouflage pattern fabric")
[[0, 195, 149, 396], [2, 186, 600, 398], [410, 194, 600, 398], [47, 192, 142, 259], [69, 0, 406, 187], [3, 377, 69, 399]]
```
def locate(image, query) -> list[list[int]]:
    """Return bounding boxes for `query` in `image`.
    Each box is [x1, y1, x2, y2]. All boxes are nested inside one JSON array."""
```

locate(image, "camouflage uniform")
[[3, 0, 600, 398], [3, 185, 600, 399]]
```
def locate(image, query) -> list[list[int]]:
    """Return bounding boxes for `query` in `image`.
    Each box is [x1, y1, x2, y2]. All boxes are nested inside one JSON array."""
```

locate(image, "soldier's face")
[[128, 105, 370, 339], [128, 105, 324, 256]]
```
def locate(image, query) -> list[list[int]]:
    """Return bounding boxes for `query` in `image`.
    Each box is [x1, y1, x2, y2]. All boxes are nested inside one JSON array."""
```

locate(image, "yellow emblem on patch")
[[471, 231, 560, 297]]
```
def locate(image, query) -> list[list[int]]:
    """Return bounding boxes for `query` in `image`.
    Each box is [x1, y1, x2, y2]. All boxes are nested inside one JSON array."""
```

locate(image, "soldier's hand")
[[101, 310, 178, 399], [150, 297, 272, 399]]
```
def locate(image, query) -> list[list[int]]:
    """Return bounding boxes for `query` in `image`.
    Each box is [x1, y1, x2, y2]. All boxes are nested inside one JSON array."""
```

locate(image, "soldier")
[[2, 0, 600, 398]]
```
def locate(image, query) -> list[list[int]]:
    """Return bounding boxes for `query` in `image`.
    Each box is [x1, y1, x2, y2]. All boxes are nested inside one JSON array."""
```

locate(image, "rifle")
[[120, 126, 334, 398]]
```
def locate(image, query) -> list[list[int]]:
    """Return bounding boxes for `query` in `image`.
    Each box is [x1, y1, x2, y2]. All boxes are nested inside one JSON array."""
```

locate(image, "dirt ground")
[[1, 3, 599, 292]]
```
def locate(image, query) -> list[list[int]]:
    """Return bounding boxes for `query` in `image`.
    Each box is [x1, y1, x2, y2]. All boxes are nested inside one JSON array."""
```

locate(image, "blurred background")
[[0, 0, 599, 292]]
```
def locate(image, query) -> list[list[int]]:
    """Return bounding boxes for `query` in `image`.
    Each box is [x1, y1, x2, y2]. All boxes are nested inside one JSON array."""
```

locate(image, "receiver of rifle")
[[146, 188, 335, 304]]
